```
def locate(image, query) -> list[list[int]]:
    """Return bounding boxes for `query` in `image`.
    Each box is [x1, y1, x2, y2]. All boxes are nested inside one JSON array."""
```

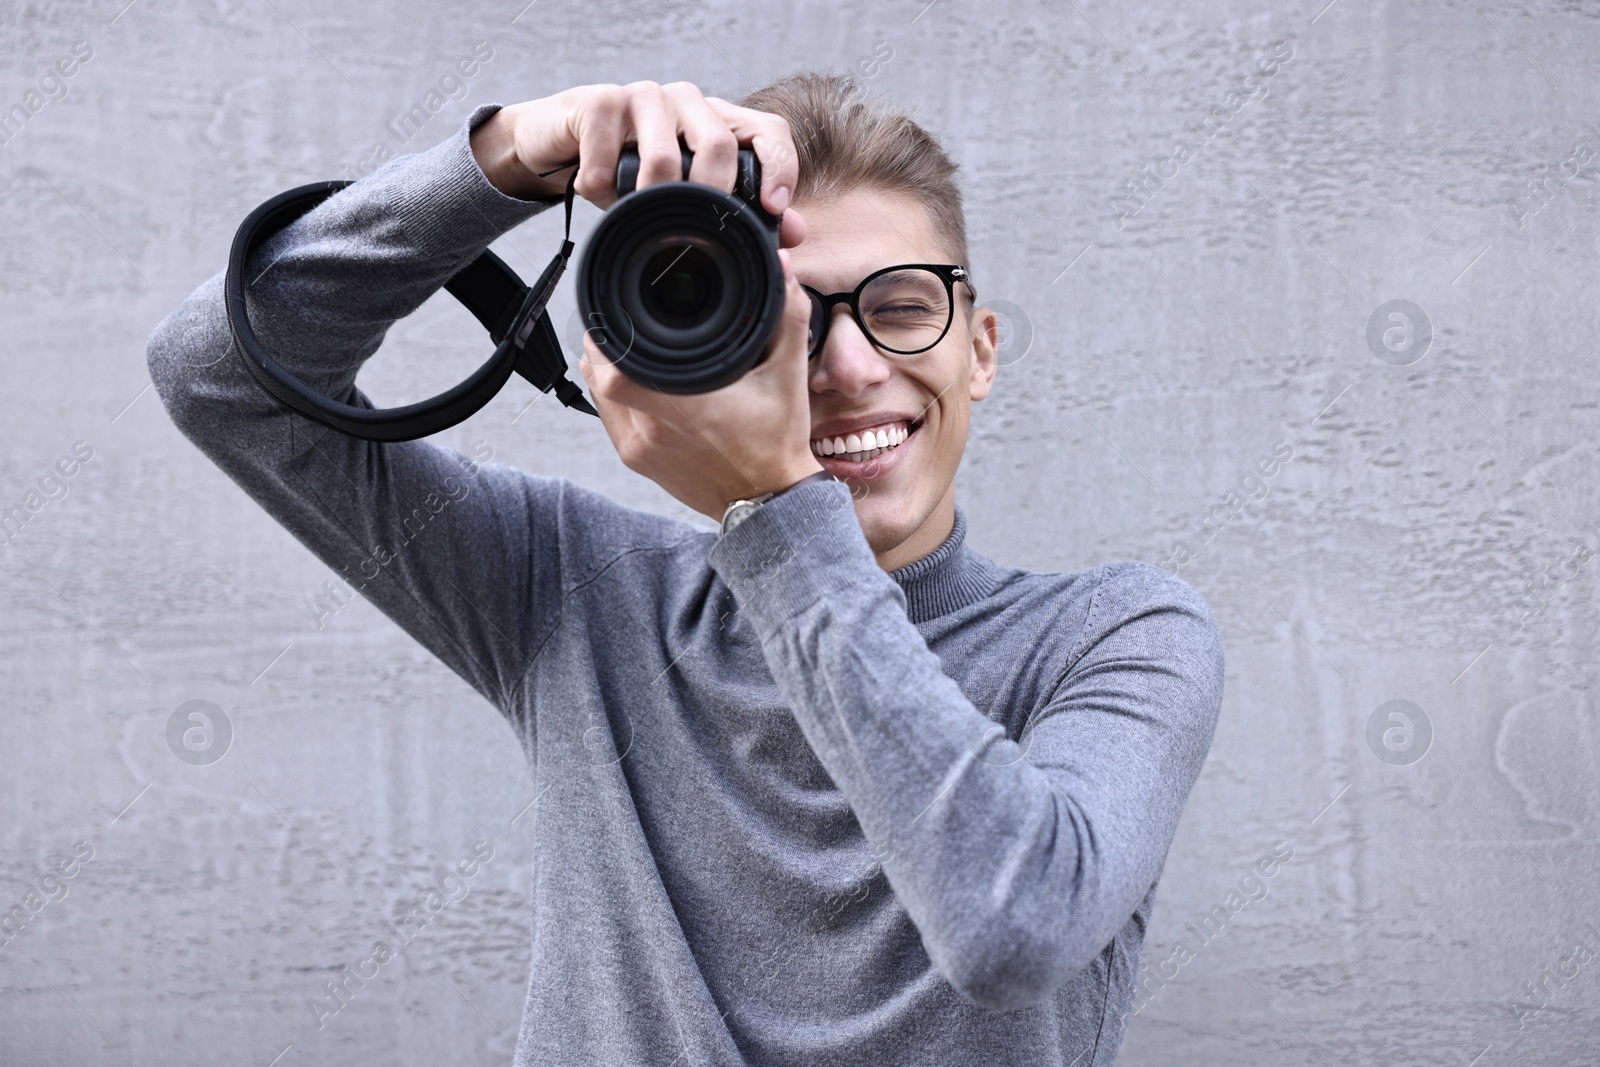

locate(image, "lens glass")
[[640, 243, 723, 329], [860, 268, 951, 352]]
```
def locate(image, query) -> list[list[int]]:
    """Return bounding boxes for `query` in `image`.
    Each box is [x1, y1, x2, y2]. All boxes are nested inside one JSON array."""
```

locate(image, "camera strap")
[[225, 167, 597, 443]]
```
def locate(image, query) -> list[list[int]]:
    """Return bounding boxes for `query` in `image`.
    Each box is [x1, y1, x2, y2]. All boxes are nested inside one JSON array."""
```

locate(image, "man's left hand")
[[578, 246, 826, 522]]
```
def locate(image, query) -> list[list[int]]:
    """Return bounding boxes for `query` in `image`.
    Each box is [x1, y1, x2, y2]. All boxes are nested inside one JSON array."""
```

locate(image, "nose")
[[808, 306, 892, 397]]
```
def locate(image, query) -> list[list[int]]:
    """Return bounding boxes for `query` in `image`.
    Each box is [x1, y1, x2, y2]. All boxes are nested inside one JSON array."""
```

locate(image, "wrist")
[[732, 462, 828, 508], [470, 105, 567, 201], [718, 466, 835, 537]]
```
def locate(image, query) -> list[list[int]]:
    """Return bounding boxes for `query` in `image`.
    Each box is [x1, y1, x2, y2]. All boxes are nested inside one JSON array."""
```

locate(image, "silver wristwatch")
[[719, 492, 777, 538], [718, 471, 838, 538]]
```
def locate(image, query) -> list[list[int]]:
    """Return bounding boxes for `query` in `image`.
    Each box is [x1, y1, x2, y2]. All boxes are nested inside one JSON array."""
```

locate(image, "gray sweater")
[[146, 102, 1225, 1067]]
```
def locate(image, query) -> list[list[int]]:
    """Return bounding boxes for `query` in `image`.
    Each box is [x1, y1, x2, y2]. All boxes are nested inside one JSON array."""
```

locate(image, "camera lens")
[[620, 233, 741, 349], [576, 177, 784, 394], [641, 244, 721, 328]]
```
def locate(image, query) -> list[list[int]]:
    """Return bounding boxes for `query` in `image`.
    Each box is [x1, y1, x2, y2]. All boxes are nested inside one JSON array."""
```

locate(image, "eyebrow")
[[796, 262, 931, 292]]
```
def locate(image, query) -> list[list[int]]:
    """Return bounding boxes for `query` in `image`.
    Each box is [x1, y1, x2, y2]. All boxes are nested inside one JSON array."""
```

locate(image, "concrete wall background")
[[2, 0, 1597, 1063]]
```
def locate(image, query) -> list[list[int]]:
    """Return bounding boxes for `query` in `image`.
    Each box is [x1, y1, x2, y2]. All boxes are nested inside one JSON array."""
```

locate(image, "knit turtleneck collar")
[[887, 504, 1005, 624]]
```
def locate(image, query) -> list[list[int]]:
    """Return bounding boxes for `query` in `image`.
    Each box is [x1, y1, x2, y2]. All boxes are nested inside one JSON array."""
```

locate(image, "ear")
[[966, 303, 998, 402]]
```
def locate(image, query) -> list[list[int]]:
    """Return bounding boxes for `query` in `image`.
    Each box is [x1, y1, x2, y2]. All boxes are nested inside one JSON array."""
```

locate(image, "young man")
[[147, 72, 1224, 1066]]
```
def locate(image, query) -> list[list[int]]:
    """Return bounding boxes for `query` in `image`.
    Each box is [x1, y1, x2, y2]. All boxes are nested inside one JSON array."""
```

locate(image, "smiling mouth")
[[810, 418, 923, 463]]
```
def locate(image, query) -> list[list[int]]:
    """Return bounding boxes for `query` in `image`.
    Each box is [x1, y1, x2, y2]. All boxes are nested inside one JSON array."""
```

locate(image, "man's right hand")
[[469, 81, 807, 249]]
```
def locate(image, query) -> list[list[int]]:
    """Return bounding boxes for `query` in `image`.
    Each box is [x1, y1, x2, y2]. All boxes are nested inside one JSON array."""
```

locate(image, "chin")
[[852, 492, 918, 554]]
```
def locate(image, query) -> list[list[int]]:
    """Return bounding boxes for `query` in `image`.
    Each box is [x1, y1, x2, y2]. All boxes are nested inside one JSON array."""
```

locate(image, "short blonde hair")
[[739, 72, 971, 278]]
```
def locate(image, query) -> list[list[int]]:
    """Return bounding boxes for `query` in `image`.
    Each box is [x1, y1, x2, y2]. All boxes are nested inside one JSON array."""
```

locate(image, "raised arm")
[[148, 84, 807, 715], [147, 102, 571, 712]]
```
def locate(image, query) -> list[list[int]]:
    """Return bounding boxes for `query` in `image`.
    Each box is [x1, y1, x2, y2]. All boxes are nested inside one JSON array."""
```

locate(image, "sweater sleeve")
[[706, 478, 1226, 1011], [146, 103, 575, 715]]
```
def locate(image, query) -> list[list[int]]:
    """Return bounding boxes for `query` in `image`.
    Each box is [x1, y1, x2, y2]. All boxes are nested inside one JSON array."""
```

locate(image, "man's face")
[[791, 188, 997, 572]]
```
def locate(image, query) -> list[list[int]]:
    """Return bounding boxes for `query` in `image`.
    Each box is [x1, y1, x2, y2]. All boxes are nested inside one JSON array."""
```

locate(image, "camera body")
[[575, 144, 786, 394]]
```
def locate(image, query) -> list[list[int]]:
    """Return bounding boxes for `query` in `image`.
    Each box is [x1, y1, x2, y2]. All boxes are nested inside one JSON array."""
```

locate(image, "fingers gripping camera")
[[226, 142, 782, 442]]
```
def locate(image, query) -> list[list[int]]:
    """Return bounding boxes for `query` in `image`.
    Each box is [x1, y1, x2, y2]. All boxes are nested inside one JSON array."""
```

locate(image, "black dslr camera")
[[225, 143, 785, 442], [577, 144, 785, 394]]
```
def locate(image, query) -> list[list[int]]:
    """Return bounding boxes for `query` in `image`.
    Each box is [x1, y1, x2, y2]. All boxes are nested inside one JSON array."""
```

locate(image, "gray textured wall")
[[2, 0, 1597, 1064]]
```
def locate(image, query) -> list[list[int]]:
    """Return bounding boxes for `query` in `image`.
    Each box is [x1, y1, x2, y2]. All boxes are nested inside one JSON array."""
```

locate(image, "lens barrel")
[[575, 146, 785, 394]]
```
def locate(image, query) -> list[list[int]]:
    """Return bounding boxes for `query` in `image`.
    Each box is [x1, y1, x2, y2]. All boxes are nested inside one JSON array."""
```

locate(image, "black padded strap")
[[443, 250, 529, 343], [225, 169, 594, 443]]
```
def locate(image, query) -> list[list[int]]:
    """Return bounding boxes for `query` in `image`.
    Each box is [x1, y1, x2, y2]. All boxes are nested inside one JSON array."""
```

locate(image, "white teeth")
[[809, 420, 916, 460]]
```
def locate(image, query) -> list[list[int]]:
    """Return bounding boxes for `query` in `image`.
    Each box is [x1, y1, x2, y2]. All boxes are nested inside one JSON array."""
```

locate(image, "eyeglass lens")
[[806, 267, 951, 358]]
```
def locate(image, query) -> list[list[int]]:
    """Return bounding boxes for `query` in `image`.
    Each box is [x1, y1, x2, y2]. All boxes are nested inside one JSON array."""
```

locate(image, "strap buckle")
[[501, 168, 596, 416]]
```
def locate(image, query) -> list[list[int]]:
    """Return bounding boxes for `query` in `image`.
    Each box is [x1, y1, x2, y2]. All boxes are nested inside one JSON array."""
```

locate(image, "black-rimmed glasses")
[[802, 263, 973, 360]]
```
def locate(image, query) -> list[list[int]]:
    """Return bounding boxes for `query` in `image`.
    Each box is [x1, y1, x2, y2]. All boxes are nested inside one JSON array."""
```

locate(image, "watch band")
[[718, 470, 839, 538]]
